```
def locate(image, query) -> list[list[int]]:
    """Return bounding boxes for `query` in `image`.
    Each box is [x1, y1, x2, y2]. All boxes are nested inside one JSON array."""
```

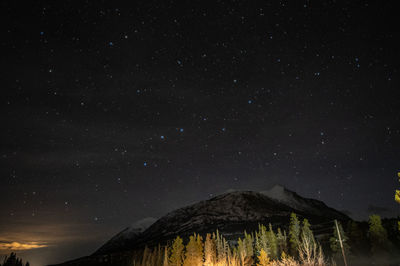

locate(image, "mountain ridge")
[[95, 185, 349, 255], [53, 185, 350, 265]]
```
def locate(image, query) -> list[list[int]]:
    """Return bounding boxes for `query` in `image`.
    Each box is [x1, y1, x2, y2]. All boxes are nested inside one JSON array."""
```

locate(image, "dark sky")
[[1, 1, 399, 265]]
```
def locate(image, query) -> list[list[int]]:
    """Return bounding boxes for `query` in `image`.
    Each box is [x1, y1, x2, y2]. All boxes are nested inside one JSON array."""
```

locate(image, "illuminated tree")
[[163, 246, 169, 266], [301, 219, 314, 245], [196, 234, 204, 261], [155, 245, 163, 266], [183, 234, 203, 266], [141, 246, 150, 266], [244, 231, 254, 265], [237, 237, 247, 266], [395, 172, 400, 204], [255, 224, 269, 261], [256, 249, 271, 266], [223, 237, 230, 264], [204, 233, 216, 265], [215, 230, 229, 264], [169, 236, 184, 266]]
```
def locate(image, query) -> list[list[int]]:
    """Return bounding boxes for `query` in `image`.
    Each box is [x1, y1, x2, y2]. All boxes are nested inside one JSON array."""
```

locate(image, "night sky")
[[1, 1, 399, 265]]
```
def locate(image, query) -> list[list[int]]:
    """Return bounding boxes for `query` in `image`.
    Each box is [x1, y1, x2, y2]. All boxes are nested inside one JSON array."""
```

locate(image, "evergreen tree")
[[196, 234, 204, 262], [244, 231, 254, 265], [163, 246, 169, 266], [255, 231, 262, 257], [223, 237, 230, 264], [215, 230, 227, 264], [169, 236, 184, 266], [368, 214, 390, 255], [276, 228, 288, 256], [288, 213, 300, 257], [1, 253, 28, 266], [141, 246, 150, 266], [301, 219, 314, 245], [256, 249, 271, 266], [258, 224, 269, 256], [266, 223, 278, 259], [183, 234, 203, 266], [204, 233, 216, 266], [237, 237, 247, 266]]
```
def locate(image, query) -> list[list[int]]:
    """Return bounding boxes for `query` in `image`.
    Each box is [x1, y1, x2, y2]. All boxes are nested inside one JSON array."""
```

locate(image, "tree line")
[[131, 213, 398, 266]]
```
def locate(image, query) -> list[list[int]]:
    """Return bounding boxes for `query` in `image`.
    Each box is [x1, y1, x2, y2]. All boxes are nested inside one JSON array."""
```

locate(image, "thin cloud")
[[0, 241, 47, 251]]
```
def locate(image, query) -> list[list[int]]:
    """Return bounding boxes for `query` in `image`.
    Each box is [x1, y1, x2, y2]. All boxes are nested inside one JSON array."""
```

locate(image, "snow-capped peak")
[[261, 184, 310, 211], [130, 217, 157, 232], [261, 184, 288, 201]]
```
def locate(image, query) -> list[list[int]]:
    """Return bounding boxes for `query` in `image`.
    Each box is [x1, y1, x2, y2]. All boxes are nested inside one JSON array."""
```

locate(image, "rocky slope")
[[54, 185, 350, 265]]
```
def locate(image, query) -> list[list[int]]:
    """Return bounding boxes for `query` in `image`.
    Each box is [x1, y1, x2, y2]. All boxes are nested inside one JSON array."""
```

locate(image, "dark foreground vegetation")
[[0, 253, 29, 266]]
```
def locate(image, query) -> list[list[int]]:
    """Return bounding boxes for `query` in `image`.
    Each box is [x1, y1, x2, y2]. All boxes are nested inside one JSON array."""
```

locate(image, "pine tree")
[[259, 224, 269, 255], [288, 213, 300, 257], [255, 231, 262, 257], [147, 247, 156, 266], [267, 223, 278, 259], [237, 237, 247, 266], [223, 237, 230, 264], [163, 246, 169, 266], [215, 230, 226, 264], [183, 234, 203, 266], [196, 234, 204, 262], [169, 236, 184, 266], [244, 231, 254, 265], [256, 249, 271, 266], [368, 214, 390, 255], [301, 219, 314, 245], [276, 228, 288, 256], [141, 246, 150, 266], [204, 233, 216, 266]]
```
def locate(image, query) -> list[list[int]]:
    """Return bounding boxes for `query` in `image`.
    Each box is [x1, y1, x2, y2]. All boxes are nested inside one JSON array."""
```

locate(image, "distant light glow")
[[0, 241, 48, 251]]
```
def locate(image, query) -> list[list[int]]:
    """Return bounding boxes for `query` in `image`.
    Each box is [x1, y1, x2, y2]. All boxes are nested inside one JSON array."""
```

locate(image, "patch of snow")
[[261, 185, 310, 211], [261, 184, 288, 201], [131, 217, 157, 231], [113, 217, 157, 240]]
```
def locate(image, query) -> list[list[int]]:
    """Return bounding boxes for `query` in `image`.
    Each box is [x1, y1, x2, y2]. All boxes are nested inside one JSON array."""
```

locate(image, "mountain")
[[53, 185, 350, 265]]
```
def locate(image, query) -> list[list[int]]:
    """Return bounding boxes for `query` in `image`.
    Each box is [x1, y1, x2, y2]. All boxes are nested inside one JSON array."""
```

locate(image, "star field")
[[0, 1, 399, 265]]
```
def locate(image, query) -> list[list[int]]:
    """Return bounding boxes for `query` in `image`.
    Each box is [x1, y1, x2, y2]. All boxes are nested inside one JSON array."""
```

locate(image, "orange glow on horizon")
[[0, 241, 48, 251]]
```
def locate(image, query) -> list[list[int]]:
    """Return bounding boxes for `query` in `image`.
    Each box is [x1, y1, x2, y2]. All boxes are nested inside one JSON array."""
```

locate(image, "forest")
[[131, 213, 399, 266]]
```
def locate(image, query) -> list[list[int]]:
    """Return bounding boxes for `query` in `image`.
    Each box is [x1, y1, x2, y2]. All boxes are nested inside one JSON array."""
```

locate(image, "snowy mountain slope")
[[261, 184, 341, 215], [96, 217, 156, 254]]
